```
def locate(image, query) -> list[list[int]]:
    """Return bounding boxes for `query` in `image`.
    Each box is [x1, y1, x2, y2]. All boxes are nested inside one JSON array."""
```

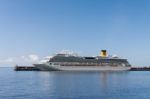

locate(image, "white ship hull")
[[34, 63, 131, 71]]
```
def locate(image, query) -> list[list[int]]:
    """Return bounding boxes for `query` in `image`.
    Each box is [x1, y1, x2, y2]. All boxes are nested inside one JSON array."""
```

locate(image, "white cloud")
[[28, 54, 39, 62], [21, 56, 29, 61], [21, 54, 39, 62], [0, 58, 14, 63], [0, 54, 40, 67]]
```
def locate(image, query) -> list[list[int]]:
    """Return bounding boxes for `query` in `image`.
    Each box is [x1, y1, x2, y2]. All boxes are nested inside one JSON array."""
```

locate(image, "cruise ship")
[[34, 50, 131, 71]]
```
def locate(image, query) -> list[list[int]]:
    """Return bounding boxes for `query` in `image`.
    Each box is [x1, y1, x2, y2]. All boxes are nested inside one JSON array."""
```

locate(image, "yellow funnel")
[[100, 50, 107, 57]]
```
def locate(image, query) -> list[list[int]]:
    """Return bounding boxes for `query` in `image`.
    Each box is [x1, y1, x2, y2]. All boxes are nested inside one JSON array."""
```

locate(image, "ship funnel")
[[100, 50, 107, 57]]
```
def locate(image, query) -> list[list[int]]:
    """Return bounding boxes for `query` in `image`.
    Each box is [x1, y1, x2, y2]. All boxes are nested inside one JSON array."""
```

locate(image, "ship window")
[[84, 57, 95, 59]]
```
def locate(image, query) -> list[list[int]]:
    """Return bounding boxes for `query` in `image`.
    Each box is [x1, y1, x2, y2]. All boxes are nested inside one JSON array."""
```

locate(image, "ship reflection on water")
[[100, 72, 108, 91], [37, 71, 131, 98]]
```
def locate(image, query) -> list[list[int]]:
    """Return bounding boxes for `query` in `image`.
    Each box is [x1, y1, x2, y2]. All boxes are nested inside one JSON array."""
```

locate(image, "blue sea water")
[[0, 68, 150, 99]]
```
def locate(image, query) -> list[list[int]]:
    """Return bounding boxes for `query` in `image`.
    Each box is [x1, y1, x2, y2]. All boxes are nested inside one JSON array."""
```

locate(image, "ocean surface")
[[0, 68, 150, 99]]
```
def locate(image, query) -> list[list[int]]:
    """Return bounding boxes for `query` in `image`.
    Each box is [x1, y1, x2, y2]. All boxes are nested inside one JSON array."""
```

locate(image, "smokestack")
[[100, 50, 107, 57]]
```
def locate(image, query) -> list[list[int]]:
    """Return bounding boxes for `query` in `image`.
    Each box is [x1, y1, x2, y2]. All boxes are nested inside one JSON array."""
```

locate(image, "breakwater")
[[14, 66, 39, 71], [130, 67, 150, 71], [14, 66, 150, 71]]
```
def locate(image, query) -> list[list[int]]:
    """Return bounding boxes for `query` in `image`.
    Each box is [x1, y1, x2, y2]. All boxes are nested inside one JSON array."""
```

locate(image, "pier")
[[130, 67, 150, 71], [14, 65, 40, 71], [14, 65, 150, 71]]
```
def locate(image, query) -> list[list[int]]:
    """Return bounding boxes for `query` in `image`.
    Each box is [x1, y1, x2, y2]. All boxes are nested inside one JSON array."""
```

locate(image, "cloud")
[[0, 58, 14, 63], [0, 54, 40, 67], [21, 54, 39, 62], [28, 54, 39, 62]]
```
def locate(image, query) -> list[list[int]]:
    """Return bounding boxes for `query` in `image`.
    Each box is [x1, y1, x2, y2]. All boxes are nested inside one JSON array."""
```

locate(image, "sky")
[[0, 0, 150, 66]]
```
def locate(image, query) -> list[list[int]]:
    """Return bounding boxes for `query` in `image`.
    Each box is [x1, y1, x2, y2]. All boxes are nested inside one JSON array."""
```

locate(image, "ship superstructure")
[[34, 50, 131, 71]]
